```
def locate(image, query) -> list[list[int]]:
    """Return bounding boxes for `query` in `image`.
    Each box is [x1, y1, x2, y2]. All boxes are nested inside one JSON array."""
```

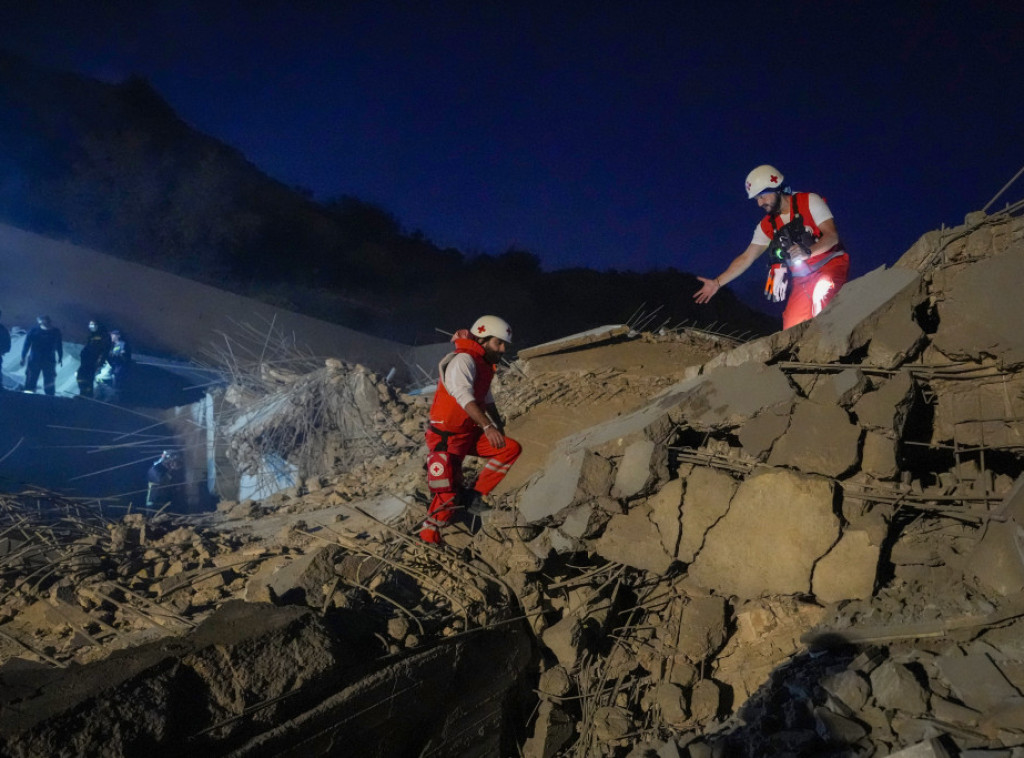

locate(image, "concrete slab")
[[934, 654, 1019, 712], [793, 265, 923, 365], [517, 324, 630, 361], [932, 247, 1024, 368]]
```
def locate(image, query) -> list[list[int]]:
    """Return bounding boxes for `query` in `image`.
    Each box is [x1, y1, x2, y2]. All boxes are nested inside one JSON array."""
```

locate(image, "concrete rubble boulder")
[[687, 469, 839, 598]]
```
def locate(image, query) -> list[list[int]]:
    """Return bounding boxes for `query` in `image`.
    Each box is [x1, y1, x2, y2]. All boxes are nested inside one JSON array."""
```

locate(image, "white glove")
[[770, 266, 789, 302]]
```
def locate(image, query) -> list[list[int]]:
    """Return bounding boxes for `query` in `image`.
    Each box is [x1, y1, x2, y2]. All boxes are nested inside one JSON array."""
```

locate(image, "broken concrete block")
[[699, 330, 797, 373], [651, 683, 689, 728], [813, 705, 868, 743], [809, 368, 870, 407], [558, 503, 606, 540], [934, 654, 1020, 712], [794, 265, 923, 364], [821, 669, 871, 713], [522, 700, 575, 758], [648, 478, 683, 559], [866, 294, 926, 369], [737, 403, 792, 461], [673, 596, 728, 664], [592, 506, 674, 574], [812, 529, 879, 603], [668, 363, 797, 431], [853, 371, 916, 436], [688, 469, 838, 598], [593, 706, 631, 741], [767, 399, 862, 478], [541, 615, 584, 669], [862, 431, 900, 480], [518, 449, 612, 523], [537, 666, 572, 699], [611, 440, 664, 499], [978, 697, 1024, 741], [266, 545, 341, 608], [870, 660, 930, 714], [931, 246, 1024, 368], [688, 678, 722, 726], [678, 467, 737, 564], [548, 529, 583, 554]]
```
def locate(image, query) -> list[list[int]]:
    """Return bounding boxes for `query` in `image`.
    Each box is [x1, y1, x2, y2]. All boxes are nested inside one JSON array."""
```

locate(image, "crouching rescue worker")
[[694, 164, 850, 330], [420, 315, 522, 545]]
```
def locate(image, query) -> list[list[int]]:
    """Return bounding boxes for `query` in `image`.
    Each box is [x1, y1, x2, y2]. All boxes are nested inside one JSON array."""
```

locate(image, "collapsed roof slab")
[[793, 266, 924, 365], [517, 363, 794, 523]]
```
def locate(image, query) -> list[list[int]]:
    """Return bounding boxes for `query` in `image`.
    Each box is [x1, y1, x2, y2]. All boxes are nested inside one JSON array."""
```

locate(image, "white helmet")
[[745, 164, 784, 199], [471, 315, 512, 344]]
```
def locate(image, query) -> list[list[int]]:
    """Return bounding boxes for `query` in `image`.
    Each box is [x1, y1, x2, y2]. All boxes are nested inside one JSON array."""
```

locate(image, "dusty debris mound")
[[219, 355, 426, 491], [0, 485, 531, 756]]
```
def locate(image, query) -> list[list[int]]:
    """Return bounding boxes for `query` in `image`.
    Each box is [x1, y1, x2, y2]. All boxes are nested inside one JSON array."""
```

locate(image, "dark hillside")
[[0, 52, 775, 345]]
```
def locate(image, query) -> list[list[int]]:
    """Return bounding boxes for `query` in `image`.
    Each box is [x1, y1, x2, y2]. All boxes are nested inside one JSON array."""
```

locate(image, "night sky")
[[1, 1, 1021, 309]]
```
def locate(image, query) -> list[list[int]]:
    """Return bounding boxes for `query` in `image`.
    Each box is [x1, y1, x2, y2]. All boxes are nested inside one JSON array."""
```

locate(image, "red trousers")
[[420, 427, 521, 543], [782, 253, 850, 330]]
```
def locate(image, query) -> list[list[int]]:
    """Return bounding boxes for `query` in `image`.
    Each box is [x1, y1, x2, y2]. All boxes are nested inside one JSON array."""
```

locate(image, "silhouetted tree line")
[[0, 52, 775, 347]]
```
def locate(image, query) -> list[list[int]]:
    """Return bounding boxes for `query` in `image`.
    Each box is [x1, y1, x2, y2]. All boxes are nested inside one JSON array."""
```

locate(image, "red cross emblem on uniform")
[[429, 461, 445, 477]]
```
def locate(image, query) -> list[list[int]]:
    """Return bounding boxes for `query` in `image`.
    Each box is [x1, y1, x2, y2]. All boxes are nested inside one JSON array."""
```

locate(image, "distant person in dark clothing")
[[146, 450, 183, 508], [76, 319, 111, 397], [21, 315, 63, 395], [105, 329, 132, 401], [0, 309, 10, 391]]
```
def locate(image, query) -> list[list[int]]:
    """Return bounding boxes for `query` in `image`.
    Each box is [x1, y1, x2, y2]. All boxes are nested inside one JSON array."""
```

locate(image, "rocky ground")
[[2, 204, 1024, 757]]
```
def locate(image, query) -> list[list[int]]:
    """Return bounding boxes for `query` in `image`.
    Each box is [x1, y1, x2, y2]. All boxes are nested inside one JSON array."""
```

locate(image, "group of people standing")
[[76, 319, 132, 399], [0, 312, 133, 399]]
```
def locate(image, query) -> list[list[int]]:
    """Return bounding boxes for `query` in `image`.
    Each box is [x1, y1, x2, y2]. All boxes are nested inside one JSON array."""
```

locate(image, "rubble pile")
[[0, 486, 529, 755], [220, 358, 427, 489], [1, 205, 1024, 756], [458, 206, 1024, 757]]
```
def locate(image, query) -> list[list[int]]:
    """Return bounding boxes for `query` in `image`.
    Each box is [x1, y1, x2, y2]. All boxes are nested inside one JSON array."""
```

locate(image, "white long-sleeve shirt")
[[442, 352, 494, 409]]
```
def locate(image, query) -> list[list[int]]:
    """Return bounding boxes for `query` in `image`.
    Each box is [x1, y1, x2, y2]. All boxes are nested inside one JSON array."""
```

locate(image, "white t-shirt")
[[751, 193, 833, 247], [442, 352, 494, 409]]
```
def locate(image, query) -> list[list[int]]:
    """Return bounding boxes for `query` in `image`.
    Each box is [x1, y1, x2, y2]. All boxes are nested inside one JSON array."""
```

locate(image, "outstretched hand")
[[693, 276, 722, 304]]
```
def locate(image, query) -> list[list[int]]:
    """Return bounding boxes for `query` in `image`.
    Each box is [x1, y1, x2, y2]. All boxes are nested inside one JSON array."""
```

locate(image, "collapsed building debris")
[[1, 203, 1024, 756]]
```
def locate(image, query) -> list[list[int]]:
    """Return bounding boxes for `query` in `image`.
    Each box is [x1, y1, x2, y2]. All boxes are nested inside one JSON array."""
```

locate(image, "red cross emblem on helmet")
[[770, 174, 779, 184]]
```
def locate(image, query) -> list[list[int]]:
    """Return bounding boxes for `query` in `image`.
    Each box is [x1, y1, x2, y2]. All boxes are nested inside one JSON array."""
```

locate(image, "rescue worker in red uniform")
[[420, 315, 522, 544], [694, 164, 850, 330]]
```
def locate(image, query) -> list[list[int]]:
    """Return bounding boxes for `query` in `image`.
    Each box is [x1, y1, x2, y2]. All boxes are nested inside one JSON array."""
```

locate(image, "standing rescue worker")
[[420, 315, 522, 545], [21, 315, 63, 395], [694, 164, 850, 330], [76, 319, 111, 397], [106, 329, 132, 402]]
